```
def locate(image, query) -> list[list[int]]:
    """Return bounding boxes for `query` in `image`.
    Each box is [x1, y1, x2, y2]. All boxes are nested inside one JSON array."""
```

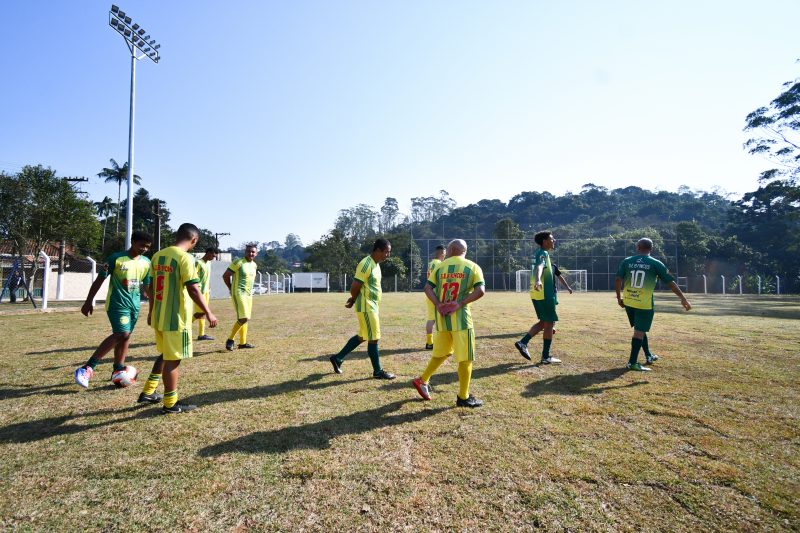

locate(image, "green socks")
[[630, 337, 643, 365], [367, 343, 381, 374], [335, 335, 361, 363], [542, 339, 552, 358]]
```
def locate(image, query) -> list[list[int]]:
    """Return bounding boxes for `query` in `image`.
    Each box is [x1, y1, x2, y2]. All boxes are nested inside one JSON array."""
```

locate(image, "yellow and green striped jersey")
[[530, 249, 555, 301], [100, 251, 151, 311], [354, 255, 381, 312], [616, 254, 675, 310], [195, 258, 211, 295], [227, 258, 257, 296], [427, 256, 485, 331], [149, 246, 199, 332], [426, 258, 441, 278]]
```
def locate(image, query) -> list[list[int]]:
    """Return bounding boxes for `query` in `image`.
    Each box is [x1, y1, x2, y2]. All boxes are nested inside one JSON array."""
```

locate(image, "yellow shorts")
[[154, 328, 193, 361], [357, 309, 381, 341], [433, 329, 475, 363], [193, 292, 210, 315], [232, 292, 252, 320], [426, 298, 436, 321]]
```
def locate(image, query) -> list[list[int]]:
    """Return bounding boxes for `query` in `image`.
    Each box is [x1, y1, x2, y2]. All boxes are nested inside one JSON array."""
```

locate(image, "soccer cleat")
[[645, 354, 659, 365], [425, 343, 434, 350], [456, 395, 483, 408], [197, 335, 215, 341], [514, 341, 532, 361], [161, 402, 198, 414], [373, 369, 396, 380], [238, 343, 255, 349], [627, 362, 652, 372], [225, 339, 235, 351], [329, 355, 343, 374], [412, 377, 431, 400], [137, 392, 163, 404], [74, 366, 94, 388], [540, 356, 561, 364]]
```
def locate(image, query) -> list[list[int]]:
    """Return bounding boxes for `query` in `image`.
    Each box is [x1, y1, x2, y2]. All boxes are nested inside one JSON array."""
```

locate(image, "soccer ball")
[[111, 365, 139, 388]]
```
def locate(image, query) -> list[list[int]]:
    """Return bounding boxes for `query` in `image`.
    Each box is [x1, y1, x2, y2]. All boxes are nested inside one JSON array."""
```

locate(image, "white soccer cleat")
[[74, 366, 94, 388]]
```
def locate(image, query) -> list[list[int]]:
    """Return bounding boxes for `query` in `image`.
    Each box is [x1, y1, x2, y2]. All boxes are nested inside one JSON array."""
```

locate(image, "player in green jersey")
[[514, 231, 562, 364], [140, 223, 218, 413], [424, 245, 446, 349], [413, 239, 486, 407], [74, 231, 152, 390], [329, 238, 396, 380], [193, 247, 217, 341], [223, 244, 258, 350], [615, 238, 691, 371]]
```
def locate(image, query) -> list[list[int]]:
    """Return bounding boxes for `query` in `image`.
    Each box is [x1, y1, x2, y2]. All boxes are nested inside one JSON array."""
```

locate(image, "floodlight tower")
[[108, 5, 162, 249]]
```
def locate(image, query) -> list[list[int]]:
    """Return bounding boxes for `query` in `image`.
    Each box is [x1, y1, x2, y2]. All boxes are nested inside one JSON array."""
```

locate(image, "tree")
[[94, 195, 114, 251], [744, 73, 800, 185], [334, 205, 378, 243], [378, 197, 400, 233], [0, 165, 100, 292], [305, 230, 358, 283], [411, 190, 456, 223], [97, 158, 141, 235], [493, 218, 525, 289], [257, 250, 289, 274], [123, 188, 171, 248]]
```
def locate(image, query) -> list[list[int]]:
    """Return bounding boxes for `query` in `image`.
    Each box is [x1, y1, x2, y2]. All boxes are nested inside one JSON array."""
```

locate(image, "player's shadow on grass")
[[42, 348, 222, 371], [298, 347, 420, 363], [0, 382, 74, 401], [180, 372, 371, 407], [0, 405, 161, 444], [197, 399, 446, 456], [378, 362, 523, 392], [476, 332, 521, 340], [28, 342, 153, 357], [522, 368, 645, 397]]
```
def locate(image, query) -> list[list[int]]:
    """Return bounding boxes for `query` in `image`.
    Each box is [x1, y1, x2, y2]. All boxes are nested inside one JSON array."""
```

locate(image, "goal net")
[[515, 269, 588, 293]]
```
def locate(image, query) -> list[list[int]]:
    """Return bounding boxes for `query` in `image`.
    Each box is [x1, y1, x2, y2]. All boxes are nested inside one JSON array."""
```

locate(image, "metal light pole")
[[108, 5, 162, 249], [214, 232, 230, 252]]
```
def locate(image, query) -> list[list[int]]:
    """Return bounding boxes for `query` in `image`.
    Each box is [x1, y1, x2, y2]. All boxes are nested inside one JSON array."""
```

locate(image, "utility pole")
[[152, 198, 161, 251]]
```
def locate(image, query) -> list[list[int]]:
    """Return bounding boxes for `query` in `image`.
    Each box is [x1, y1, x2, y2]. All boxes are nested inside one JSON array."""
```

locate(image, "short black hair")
[[435, 245, 446, 251], [534, 231, 552, 246], [245, 243, 258, 252], [131, 230, 152, 244], [176, 223, 200, 241], [205, 247, 217, 254], [373, 238, 391, 252]]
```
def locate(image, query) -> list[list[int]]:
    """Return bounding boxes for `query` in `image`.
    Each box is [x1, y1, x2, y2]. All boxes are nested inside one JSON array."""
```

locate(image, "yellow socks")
[[228, 322, 242, 341], [163, 389, 178, 408], [426, 334, 433, 344], [197, 318, 205, 337], [421, 356, 447, 383], [239, 323, 248, 344], [457, 361, 473, 400], [142, 373, 161, 395]]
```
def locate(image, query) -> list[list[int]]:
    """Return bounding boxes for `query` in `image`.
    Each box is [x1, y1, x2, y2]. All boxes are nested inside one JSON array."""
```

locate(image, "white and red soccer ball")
[[111, 365, 139, 388]]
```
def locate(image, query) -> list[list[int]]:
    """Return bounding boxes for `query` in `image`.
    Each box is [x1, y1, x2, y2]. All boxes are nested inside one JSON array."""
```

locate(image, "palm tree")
[[98, 158, 141, 234], [94, 196, 115, 251]]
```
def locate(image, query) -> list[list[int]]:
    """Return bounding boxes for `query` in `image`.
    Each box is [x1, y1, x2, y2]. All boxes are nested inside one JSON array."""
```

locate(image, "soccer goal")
[[515, 269, 588, 292]]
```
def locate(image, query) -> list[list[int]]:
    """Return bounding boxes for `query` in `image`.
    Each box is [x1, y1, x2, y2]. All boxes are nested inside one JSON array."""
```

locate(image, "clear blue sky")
[[1, 1, 798, 249]]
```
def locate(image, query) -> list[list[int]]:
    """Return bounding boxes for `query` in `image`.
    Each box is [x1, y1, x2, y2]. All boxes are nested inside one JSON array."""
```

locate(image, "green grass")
[[0, 292, 798, 531]]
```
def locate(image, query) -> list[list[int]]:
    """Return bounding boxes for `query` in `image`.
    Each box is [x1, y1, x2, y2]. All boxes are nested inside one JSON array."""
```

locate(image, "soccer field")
[[0, 292, 798, 531]]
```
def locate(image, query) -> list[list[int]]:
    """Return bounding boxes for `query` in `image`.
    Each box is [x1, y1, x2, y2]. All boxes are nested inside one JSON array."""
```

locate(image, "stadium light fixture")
[[107, 5, 162, 249]]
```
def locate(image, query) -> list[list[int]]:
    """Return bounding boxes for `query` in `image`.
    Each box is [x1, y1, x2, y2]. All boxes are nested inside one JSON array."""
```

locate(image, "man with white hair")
[[413, 239, 486, 407], [615, 238, 691, 371]]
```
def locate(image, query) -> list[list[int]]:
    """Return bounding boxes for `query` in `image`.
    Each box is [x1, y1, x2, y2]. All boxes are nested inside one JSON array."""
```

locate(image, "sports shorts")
[[426, 297, 436, 321], [357, 309, 381, 341], [432, 329, 475, 363], [532, 298, 558, 323], [232, 291, 252, 320], [625, 306, 655, 333], [154, 328, 193, 361], [107, 306, 139, 334]]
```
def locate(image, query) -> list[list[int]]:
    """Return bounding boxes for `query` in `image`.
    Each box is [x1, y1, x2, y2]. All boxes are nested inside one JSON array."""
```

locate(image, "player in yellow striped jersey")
[[424, 245, 446, 349], [140, 223, 218, 413], [413, 239, 486, 407], [193, 247, 217, 341], [223, 244, 258, 350], [329, 238, 396, 380]]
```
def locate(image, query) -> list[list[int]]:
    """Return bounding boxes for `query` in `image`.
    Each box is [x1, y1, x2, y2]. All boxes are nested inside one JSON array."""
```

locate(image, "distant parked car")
[[252, 283, 269, 295]]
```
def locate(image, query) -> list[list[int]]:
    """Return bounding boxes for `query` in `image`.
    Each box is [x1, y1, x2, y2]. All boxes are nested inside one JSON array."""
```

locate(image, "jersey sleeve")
[[656, 261, 675, 285], [472, 264, 485, 288], [141, 257, 152, 285], [99, 253, 118, 279], [227, 259, 241, 275], [354, 258, 373, 284], [534, 250, 547, 268], [615, 259, 627, 279], [180, 254, 200, 286], [553, 265, 561, 277], [427, 263, 439, 287]]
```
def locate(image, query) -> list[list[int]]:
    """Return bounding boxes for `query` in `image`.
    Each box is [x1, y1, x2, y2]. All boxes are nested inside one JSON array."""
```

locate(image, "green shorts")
[[625, 306, 654, 332], [107, 307, 139, 334], [532, 298, 558, 323]]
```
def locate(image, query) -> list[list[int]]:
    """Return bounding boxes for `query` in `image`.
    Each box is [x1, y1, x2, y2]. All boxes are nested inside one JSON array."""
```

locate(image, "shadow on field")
[[298, 347, 420, 363], [197, 399, 446, 456], [476, 332, 520, 340], [181, 372, 372, 407], [27, 342, 153, 357], [41, 348, 223, 371], [522, 367, 645, 397], [658, 297, 800, 320], [0, 382, 74, 400], [379, 362, 523, 392], [0, 405, 161, 444]]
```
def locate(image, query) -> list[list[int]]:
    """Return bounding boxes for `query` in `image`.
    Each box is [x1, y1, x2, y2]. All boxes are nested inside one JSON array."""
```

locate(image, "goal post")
[[515, 269, 588, 292]]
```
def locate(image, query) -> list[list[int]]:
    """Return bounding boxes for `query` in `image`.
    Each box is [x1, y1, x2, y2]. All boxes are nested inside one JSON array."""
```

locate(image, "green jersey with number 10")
[[616, 254, 675, 310]]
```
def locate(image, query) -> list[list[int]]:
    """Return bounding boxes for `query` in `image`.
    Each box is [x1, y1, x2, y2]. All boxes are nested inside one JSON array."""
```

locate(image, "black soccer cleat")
[[514, 341, 532, 361], [238, 343, 255, 349], [373, 369, 396, 380], [197, 335, 215, 341], [329, 355, 343, 374], [225, 339, 235, 351], [161, 402, 198, 414], [137, 392, 163, 404], [456, 395, 484, 408], [425, 343, 434, 350]]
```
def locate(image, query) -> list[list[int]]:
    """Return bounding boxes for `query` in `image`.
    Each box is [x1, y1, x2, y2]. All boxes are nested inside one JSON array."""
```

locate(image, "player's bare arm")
[[424, 283, 446, 314], [81, 273, 107, 317], [346, 280, 362, 308], [453, 284, 486, 310], [146, 282, 154, 325], [614, 277, 625, 308], [668, 281, 692, 311], [186, 283, 218, 327], [533, 263, 545, 291], [222, 269, 233, 292]]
